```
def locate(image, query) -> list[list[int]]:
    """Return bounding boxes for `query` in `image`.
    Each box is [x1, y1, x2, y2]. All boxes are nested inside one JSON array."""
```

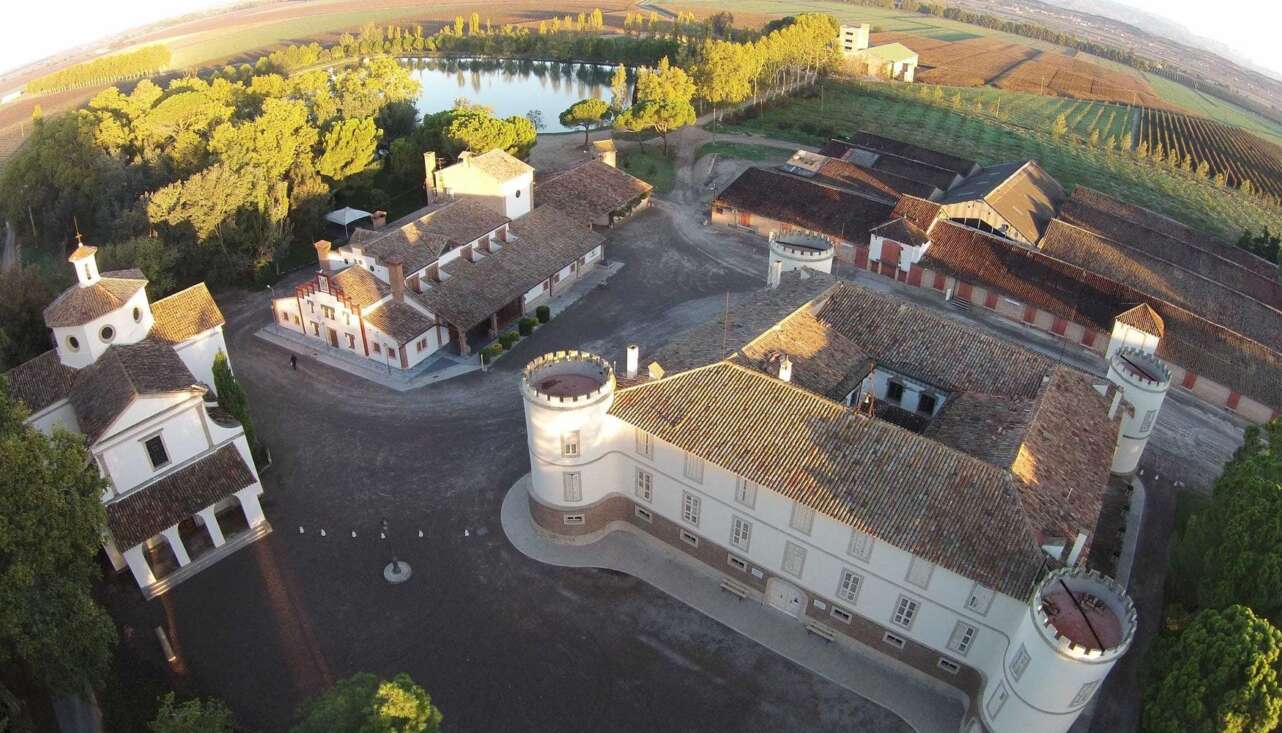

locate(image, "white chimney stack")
[[778, 355, 793, 383], [626, 344, 639, 379], [767, 260, 783, 289]]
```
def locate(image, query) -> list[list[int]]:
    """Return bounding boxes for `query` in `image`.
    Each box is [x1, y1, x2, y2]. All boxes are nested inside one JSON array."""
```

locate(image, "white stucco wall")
[[96, 394, 210, 496], [173, 329, 227, 393], [52, 288, 154, 369]]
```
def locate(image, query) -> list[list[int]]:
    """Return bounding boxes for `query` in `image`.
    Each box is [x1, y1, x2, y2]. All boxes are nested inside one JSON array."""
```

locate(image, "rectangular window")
[[311, 322, 321, 336], [966, 584, 995, 615], [906, 557, 934, 589], [372, 342, 381, 353], [782, 541, 806, 577], [734, 477, 756, 508], [730, 516, 752, 551], [682, 492, 701, 526], [727, 555, 748, 572], [346, 334, 356, 349], [1140, 409, 1156, 433], [917, 393, 937, 415], [886, 381, 905, 403], [1070, 681, 1099, 707], [143, 435, 169, 470], [947, 622, 977, 656], [683, 453, 704, 482], [634, 429, 653, 459], [790, 502, 815, 535], [892, 596, 919, 629], [831, 606, 853, 624], [561, 431, 580, 457], [848, 529, 874, 561], [937, 658, 960, 675], [563, 514, 585, 525], [837, 569, 862, 603], [322, 305, 336, 319], [634, 506, 653, 523], [987, 683, 1010, 719], [388, 347, 396, 358], [280, 311, 289, 323], [563, 472, 582, 502], [680, 529, 699, 547], [1010, 644, 1031, 681], [634, 468, 653, 502], [882, 632, 906, 649]]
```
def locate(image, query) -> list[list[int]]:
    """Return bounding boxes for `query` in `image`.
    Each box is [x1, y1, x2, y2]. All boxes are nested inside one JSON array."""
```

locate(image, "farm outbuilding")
[[839, 24, 919, 82]]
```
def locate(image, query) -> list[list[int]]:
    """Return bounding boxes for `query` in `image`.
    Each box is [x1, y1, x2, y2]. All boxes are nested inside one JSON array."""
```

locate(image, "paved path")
[[502, 475, 962, 733]]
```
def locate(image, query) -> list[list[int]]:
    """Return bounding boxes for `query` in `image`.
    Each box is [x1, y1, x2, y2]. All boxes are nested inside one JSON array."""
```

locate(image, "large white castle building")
[[5, 244, 268, 598], [518, 269, 1164, 732]]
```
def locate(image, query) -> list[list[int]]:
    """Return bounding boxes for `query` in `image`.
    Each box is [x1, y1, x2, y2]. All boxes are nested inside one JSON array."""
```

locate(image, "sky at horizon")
[[0, 0, 1279, 80]]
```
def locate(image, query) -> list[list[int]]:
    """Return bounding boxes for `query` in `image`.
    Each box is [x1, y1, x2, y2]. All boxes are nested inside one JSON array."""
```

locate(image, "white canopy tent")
[[325, 206, 372, 237]]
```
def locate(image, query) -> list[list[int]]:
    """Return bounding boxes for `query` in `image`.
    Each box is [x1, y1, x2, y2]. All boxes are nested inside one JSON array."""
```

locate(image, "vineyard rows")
[[1137, 108, 1282, 200]]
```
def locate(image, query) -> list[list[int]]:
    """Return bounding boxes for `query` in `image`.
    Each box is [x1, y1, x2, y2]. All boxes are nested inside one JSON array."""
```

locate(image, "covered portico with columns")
[[105, 444, 272, 598]]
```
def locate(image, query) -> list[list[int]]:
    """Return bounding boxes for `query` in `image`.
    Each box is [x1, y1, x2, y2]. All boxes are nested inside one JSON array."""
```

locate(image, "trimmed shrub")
[[481, 343, 503, 361], [499, 332, 519, 350], [518, 317, 536, 336], [535, 305, 551, 323]]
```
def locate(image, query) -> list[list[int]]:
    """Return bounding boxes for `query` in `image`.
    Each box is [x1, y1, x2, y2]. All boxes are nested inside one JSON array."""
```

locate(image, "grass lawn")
[[694, 141, 791, 161], [620, 147, 676, 193], [719, 79, 1282, 240], [903, 84, 1134, 143]]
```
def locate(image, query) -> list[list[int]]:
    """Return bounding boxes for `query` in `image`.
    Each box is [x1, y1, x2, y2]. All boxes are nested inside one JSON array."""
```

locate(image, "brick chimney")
[[314, 240, 332, 268], [385, 255, 405, 303], [372, 210, 387, 228]]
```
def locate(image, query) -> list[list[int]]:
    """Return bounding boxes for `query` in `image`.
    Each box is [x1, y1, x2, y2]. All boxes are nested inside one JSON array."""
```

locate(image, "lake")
[[404, 57, 628, 133]]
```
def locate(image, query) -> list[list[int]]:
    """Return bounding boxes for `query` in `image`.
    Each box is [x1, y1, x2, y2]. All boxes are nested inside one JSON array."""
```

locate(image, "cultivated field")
[[1142, 72, 1282, 147], [1137, 108, 1282, 200], [993, 52, 1169, 109], [908, 84, 1134, 142], [717, 80, 1282, 240]]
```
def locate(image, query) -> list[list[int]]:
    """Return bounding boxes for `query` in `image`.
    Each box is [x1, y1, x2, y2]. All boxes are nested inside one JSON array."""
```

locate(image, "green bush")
[[499, 332, 519, 350], [535, 305, 551, 323], [518, 317, 536, 336], [481, 343, 502, 362]]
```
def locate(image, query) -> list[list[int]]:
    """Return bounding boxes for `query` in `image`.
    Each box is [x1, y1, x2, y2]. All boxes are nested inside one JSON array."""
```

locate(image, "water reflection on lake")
[[403, 57, 628, 133]]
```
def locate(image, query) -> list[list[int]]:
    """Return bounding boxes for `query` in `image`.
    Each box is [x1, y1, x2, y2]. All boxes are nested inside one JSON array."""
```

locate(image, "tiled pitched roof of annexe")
[[417, 205, 604, 329], [940, 161, 1066, 243], [105, 444, 256, 549], [43, 269, 147, 327], [1115, 303, 1164, 337], [892, 195, 943, 231], [714, 167, 894, 245], [608, 361, 1049, 598], [352, 199, 512, 275], [364, 301, 436, 344], [536, 160, 652, 225], [460, 149, 534, 183], [329, 266, 390, 310], [921, 221, 1282, 408], [1057, 194, 1282, 306], [870, 217, 929, 247], [815, 158, 938, 201], [1038, 219, 1282, 347], [148, 283, 224, 344], [69, 339, 202, 445], [821, 132, 977, 175], [4, 350, 78, 414], [729, 306, 873, 401], [1068, 186, 1277, 277]]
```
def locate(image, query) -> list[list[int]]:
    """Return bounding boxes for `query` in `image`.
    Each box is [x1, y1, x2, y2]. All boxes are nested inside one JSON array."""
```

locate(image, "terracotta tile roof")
[[1058, 194, 1282, 306], [1115, 303, 1164, 337], [364, 300, 436, 344], [729, 306, 873, 401], [924, 392, 1037, 467], [43, 269, 147, 327], [814, 158, 937, 201], [646, 271, 837, 377], [892, 195, 943, 231], [537, 160, 652, 224], [105, 444, 256, 549], [1037, 219, 1282, 348], [609, 361, 1048, 598], [4, 350, 77, 414], [820, 132, 977, 175], [416, 198, 510, 247], [870, 216, 929, 247], [940, 161, 1066, 242], [417, 205, 604, 329], [714, 167, 894, 245], [459, 149, 533, 183], [869, 153, 961, 191], [816, 282, 1056, 397], [1068, 186, 1276, 277], [330, 266, 390, 310], [69, 340, 202, 444], [148, 283, 224, 344], [68, 244, 98, 261], [921, 221, 1282, 409]]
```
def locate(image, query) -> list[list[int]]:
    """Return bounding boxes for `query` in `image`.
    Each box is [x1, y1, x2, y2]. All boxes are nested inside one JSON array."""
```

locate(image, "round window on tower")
[[515, 189, 521, 198], [66, 335, 80, 351], [133, 307, 142, 323], [100, 325, 115, 343]]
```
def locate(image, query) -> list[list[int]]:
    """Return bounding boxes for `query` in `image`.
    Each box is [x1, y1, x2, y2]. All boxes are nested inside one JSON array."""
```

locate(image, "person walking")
[[290, 354, 298, 370]]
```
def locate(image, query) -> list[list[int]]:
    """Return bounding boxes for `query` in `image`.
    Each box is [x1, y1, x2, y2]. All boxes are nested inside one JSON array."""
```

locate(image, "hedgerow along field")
[[716, 79, 1282, 240], [1137, 108, 1282, 201]]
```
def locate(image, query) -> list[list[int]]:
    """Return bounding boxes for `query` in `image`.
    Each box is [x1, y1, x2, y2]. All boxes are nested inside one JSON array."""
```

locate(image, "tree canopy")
[[292, 672, 443, 733], [0, 267, 56, 371], [149, 693, 236, 733], [616, 57, 697, 153], [1143, 605, 1282, 733], [317, 117, 380, 183], [441, 107, 537, 158], [0, 382, 116, 695], [559, 98, 611, 147]]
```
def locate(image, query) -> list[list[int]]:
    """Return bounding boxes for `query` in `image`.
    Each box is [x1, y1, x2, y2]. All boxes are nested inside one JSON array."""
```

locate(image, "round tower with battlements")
[[1107, 347, 1171, 475], [521, 352, 617, 520], [980, 567, 1137, 733], [768, 232, 834, 277]]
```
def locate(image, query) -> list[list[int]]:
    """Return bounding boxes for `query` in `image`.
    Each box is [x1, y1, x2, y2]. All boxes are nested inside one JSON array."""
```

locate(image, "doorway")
[[766, 578, 805, 617], [327, 327, 339, 348]]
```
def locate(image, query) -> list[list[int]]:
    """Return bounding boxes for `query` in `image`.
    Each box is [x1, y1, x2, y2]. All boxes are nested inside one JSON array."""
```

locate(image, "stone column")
[[489, 313, 499, 337], [123, 545, 157, 588], [236, 485, 267, 528], [161, 525, 192, 567], [197, 506, 226, 548]]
